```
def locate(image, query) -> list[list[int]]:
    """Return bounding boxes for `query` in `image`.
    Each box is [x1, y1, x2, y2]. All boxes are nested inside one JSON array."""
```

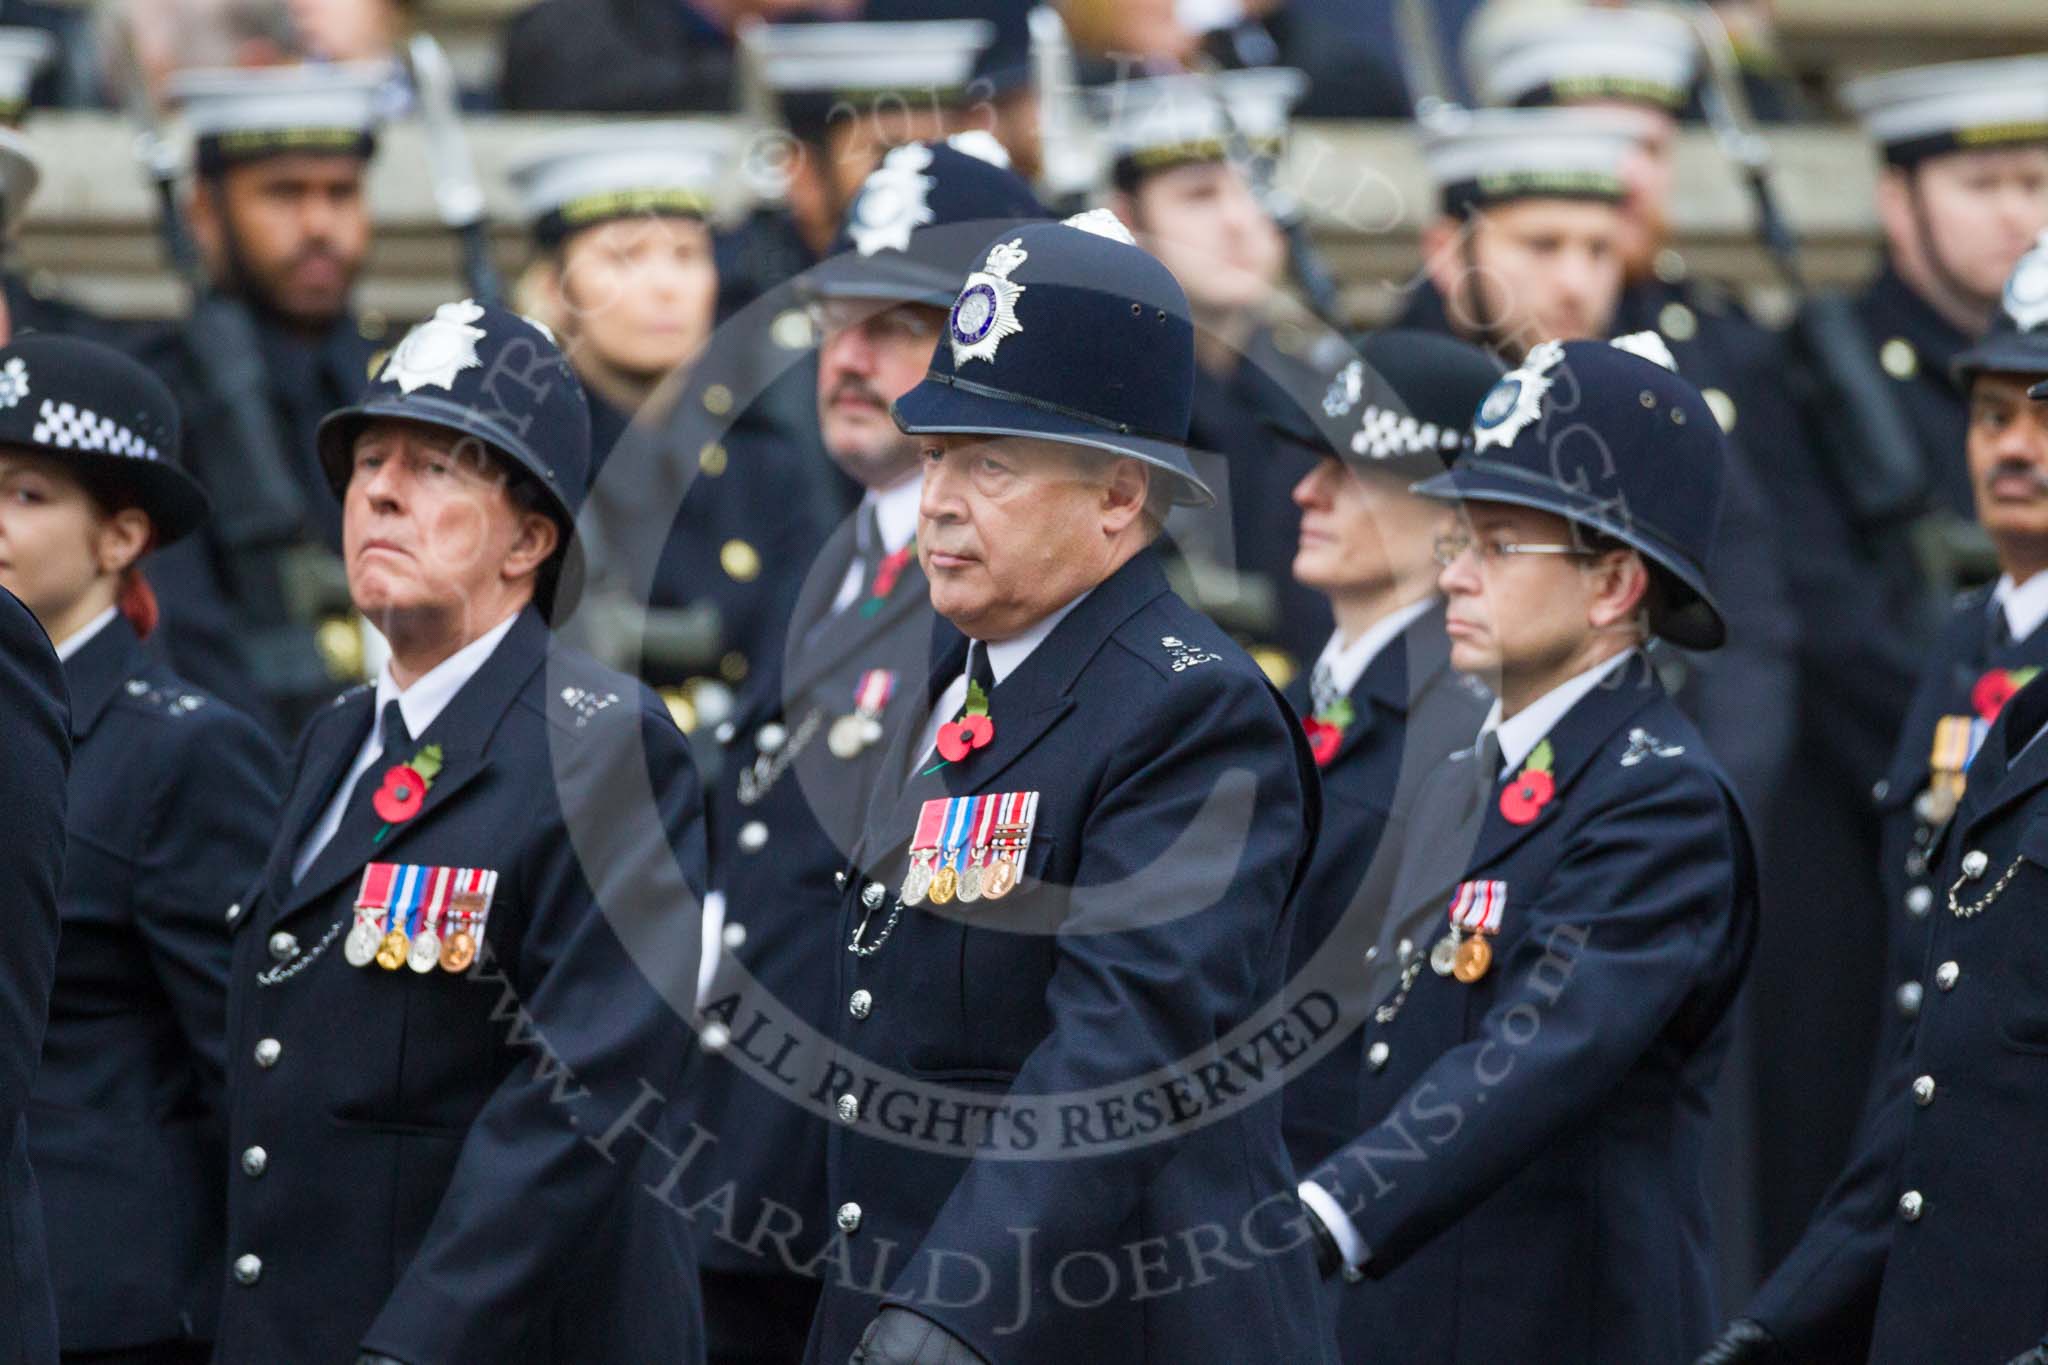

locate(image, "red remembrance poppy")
[[1974, 670, 2019, 722], [372, 765, 427, 824], [1304, 719, 1342, 767], [959, 714, 994, 747], [1500, 769, 1555, 825]]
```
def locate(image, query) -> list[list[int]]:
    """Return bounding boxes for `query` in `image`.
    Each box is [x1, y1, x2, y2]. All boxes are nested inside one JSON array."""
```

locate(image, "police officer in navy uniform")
[[1268, 330, 1498, 1179], [0, 577, 67, 1365], [1293, 336, 1760, 1363], [0, 337, 279, 1365], [140, 64, 392, 738], [809, 212, 1329, 1365], [681, 138, 1047, 1365], [510, 122, 843, 736], [216, 301, 709, 1364], [1696, 236, 2048, 1365]]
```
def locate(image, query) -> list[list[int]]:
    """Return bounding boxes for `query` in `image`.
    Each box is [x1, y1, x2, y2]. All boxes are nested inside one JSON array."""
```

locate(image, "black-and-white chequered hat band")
[[1351, 404, 1460, 460], [32, 399, 162, 464]]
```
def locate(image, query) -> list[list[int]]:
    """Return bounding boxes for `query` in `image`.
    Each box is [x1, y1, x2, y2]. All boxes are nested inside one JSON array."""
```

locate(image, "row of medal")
[[738, 670, 897, 807], [1917, 713, 1987, 826], [902, 791, 1040, 906], [346, 862, 499, 973], [1429, 878, 1505, 985]]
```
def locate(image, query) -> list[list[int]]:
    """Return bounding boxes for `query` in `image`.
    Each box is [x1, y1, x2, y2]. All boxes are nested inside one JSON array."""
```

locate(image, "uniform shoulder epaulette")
[[330, 682, 371, 709], [1616, 725, 1688, 767], [117, 676, 210, 718]]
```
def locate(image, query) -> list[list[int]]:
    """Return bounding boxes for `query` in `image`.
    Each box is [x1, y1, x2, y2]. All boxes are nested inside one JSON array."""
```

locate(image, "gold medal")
[[1429, 931, 1461, 976], [375, 929, 410, 971], [958, 860, 983, 902], [930, 865, 959, 904], [439, 930, 476, 973], [1453, 936, 1493, 984], [984, 856, 1017, 899], [828, 714, 867, 760]]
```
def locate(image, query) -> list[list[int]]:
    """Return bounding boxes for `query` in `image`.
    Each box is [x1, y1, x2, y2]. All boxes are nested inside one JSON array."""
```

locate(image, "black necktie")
[[1990, 601, 2016, 656], [1470, 731, 1504, 813], [346, 699, 415, 813]]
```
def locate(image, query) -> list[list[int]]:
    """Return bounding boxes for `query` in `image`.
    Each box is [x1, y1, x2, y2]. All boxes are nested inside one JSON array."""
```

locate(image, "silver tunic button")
[[1397, 938, 1414, 965], [232, 1253, 263, 1285], [1963, 850, 1989, 879], [241, 1145, 268, 1177], [1905, 886, 1933, 919], [1936, 960, 1960, 991], [253, 1038, 281, 1069], [738, 821, 768, 853], [1898, 1190, 1923, 1221], [1363, 946, 1378, 963], [722, 922, 747, 950], [756, 723, 787, 754], [1367, 1041, 1390, 1072], [224, 902, 242, 925], [1895, 981, 1923, 1017], [714, 721, 737, 745], [849, 989, 873, 1020], [267, 931, 298, 961], [835, 870, 848, 890], [1872, 778, 1891, 802], [836, 1093, 860, 1123], [1912, 1075, 1936, 1106], [836, 1201, 863, 1233], [862, 882, 885, 910]]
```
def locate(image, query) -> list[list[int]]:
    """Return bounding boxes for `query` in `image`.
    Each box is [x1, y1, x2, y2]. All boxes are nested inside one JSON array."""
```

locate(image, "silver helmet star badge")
[[1323, 360, 1364, 418], [2006, 230, 2048, 333], [949, 238, 1029, 368], [381, 299, 487, 395], [1473, 339, 1565, 454], [850, 143, 936, 257]]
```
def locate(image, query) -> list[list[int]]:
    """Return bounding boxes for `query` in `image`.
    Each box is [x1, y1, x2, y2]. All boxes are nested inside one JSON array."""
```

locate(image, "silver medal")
[[344, 918, 381, 968], [408, 931, 442, 973], [1429, 931, 1461, 977]]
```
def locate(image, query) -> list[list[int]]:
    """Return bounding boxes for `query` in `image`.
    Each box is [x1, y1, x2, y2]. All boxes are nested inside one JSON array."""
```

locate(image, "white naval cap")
[[1420, 107, 1638, 216], [1089, 67, 1307, 186], [510, 122, 737, 247], [746, 18, 994, 131], [168, 62, 387, 173], [1842, 54, 2048, 166], [0, 27, 52, 127], [1463, 0, 1698, 112]]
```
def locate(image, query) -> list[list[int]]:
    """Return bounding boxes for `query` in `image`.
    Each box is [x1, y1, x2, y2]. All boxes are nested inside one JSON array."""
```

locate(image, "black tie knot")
[[380, 698, 414, 758]]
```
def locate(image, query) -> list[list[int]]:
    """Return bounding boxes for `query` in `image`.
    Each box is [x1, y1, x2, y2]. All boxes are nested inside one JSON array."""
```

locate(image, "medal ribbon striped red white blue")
[[940, 795, 977, 874], [855, 668, 896, 717], [968, 792, 999, 867], [1448, 879, 1506, 934]]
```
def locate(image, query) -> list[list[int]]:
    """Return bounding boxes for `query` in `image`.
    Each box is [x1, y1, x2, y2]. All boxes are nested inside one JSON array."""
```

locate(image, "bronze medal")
[[439, 929, 477, 973], [1452, 936, 1493, 984], [375, 929, 410, 971], [983, 855, 1017, 899], [958, 859, 983, 903], [1429, 931, 1460, 976], [930, 865, 959, 904]]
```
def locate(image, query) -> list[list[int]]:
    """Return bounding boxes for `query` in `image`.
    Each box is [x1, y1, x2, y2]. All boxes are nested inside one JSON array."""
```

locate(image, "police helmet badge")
[[1062, 207, 1136, 244], [850, 142, 937, 257], [1473, 339, 1565, 453], [1609, 330, 1679, 372], [2005, 232, 2048, 333], [0, 356, 28, 409], [1322, 359, 1363, 418], [381, 299, 488, 394], [949, 237, 1030, 367]]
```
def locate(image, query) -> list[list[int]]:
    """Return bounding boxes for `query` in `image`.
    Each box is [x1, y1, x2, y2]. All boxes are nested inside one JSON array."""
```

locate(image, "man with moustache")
[[1698, 233, 2048, 1365], [214, 302, 708, 1364], [809, 212, 1327, 1365], [1293, 337, 1759, 1364], [1270, 330, 1499, 1186], [680, 139, 1047, 1365], [140, 64, 392, 737]]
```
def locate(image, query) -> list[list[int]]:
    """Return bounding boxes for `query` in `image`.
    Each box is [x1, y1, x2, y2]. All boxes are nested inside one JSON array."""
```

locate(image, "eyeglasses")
[[807, 300, 937, 346], [1431, 529, 1598, 568]]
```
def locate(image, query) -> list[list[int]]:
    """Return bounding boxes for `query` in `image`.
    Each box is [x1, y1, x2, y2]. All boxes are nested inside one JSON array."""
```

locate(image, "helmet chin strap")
[[1905, 166, 2000, 326], [1453, 223, 1512, 359]]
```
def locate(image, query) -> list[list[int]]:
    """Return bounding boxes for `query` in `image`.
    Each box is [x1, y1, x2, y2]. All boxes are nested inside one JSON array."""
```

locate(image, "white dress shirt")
[[1995, 571, 2048, 645], [1297, 645, 1639, 1269], [291, 611, 520, 883], [1310, 597, 1438, 703], [52, 606, 118, 662], [828, 475, 924, 615]]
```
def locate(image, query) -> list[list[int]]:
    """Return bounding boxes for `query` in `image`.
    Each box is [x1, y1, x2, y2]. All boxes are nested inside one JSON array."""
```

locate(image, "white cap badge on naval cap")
[[381, 300, 487, 395], [2006, 231, 2048, 334], [851, 143, 937, 257], [948, 238, 1029, 367]]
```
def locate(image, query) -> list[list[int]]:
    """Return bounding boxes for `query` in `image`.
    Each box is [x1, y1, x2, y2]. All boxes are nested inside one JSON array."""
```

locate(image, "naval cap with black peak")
[[810, 135, 1052, 309], [1843, 55, 2048, 167], [1264, 329, 1506, 474], [1419, 107, 1638, 216], [1091, 67, 1307, 190], [316, 301, 590, 612], [1413, 334, 1729, 650], [1958, 230, 2048, 382], [0, 26, 53, 127], [1463, 0, 1699, 113], [745, 19, 995, 139], [510, 121, 735, 250], [0, 333, 206, 544], [891, 210, 1214, 507], [169, 62, 386, 175]]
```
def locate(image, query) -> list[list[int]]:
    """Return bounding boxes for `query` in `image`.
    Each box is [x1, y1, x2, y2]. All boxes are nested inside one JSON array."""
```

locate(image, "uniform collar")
[[1994, 570, 2048, 644], [59, 610, 144, 739], [1315, 596, 1437, 701], [1480, 648, 1637, 776], [981, 589, 1092, 686], [373, 609, 523, 746], [52, 606, 118, 662], [862, 474, 922, 556]]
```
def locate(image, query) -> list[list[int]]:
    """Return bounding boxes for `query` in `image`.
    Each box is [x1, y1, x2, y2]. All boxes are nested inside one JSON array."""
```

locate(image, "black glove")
[[849, 1307, 990, 1365], [1693, 1319, 1778, 1365], [2002, 1346, 2048, 1365], [1300, 1193, 1347, 1280]]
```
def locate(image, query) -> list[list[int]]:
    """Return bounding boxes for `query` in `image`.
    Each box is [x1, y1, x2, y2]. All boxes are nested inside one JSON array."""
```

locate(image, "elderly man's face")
[[343, 419, 557, 632], [917, 434, 1152, 640]]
